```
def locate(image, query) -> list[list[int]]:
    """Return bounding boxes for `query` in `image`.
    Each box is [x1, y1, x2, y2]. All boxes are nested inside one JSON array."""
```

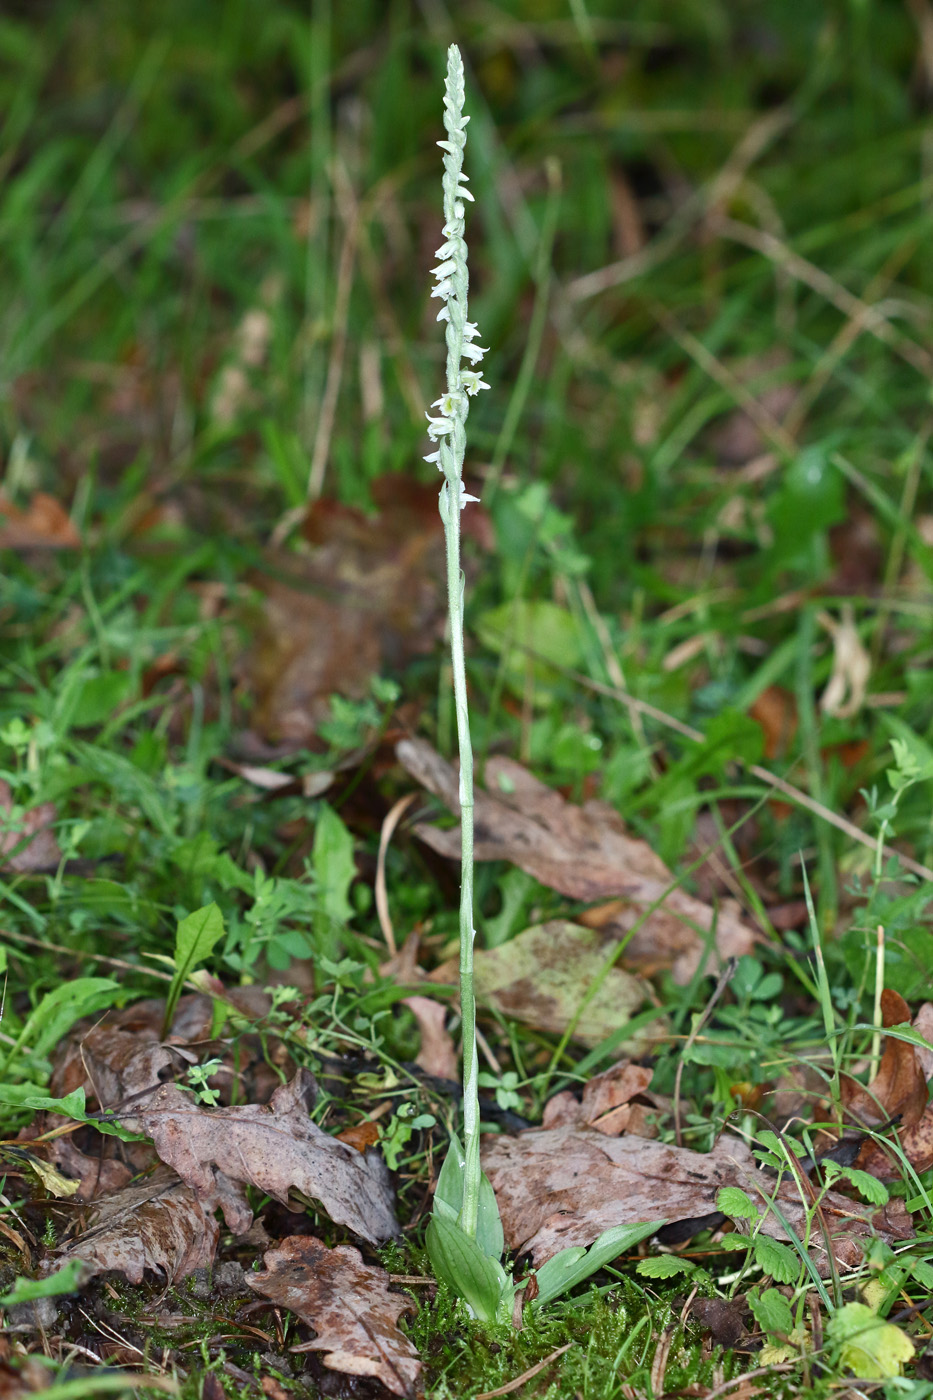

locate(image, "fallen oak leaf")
[[50, 1165, 223, 1286], [247, 1235, 422, 1399], [398, 738, 755, 983], [481, 1126, 911, 1274], [117, 1068, 399, 1244]]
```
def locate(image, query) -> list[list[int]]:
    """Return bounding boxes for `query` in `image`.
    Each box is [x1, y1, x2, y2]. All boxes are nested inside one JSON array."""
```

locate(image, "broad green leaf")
[[827, 1302, 915, 1379], [716, 1187, 759, 1220], [0, 1259, 86, 1306], [22, 978, 121, 1059], [174, 901, 225, 978], [433, 1133, 503, 1259], [164, 902, 225, 1031], [753, 1236, 798, 1284], [749, 1288, 793, 1337], [426, 1214, 512, 1324], [476, 599, 583, 705], [312, 802, 355, 925], [534, 1220, 665, 1307], [475, 1172, 504, 1261], [434, 1132, 466, 1217]]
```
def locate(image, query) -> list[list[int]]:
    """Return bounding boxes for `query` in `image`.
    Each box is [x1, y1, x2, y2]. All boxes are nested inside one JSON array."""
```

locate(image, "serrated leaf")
[[716, 1187, 759, 1219], [824, 1164, 889, 1206], [533, 1219, 665, 1307], [425, 1214, 512, 1323], [749, 1287, 793, 1337], [636, 1254, 697, 1279], [753, 1235, 798, 1284], [718, 1232, 752, 1252], [827, 1301, 915, 1379]]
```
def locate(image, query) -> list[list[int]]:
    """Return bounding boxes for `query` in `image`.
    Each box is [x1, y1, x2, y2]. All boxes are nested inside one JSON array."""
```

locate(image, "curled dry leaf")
[[398, 738, 755, 983], [248, 1235, 422, 1399], [0, 490, 80, 550], [841, 989, 929, 1129], [850, 991, 933, 1180], [51, 1166, 222, 1286], [542, 1060, 654, 1136], [118, 1069, 399, 1245], [0, 781, 61, 873], [481, 1126, 911, 1273], [401, 996, 457, 1081]]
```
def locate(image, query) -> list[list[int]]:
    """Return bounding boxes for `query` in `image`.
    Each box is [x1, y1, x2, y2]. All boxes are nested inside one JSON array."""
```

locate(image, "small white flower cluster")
[[424, 45, 488, 514]]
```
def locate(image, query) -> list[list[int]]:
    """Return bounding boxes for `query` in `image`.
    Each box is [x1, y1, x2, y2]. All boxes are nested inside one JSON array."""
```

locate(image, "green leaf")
[[434, 1133, 503, 1259], [312, 803, 356, 959], [827, 1301, 915, 1379], [534, 1220, 666, 1307], [753, 1236, 798, 1284], [909, 1258, 933, 1289], [21, 978, 121, 1059], [312, 803, 355, 925], [425, 1214, 512, 1324], [0, 1259, 86, 1306], [749, 1288, 793, 1337], [164, 902, 224, 1032], [635, 1254, 697, 1280], [823, 1162, 890, 1206], [0, 1085, 144, 1142], [716, 1187, 760, 1220]]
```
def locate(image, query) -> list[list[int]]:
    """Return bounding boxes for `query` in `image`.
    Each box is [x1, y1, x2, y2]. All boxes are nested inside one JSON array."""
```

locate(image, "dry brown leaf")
[[0, 491, 81, 550], [481, 1126, 911, 1273], [429, 921, 649, 1049], [244, 478, 488, 742], [542, 1060, 654, 1136], [402, 996, 457, 1081], [0, 782, 61, 873], [118, 1068, 398, 1244], [248, 1235, 421, 1398], [398, 738, 755, 983], [51, 1166, 221, 1286], [337, 1122, 382, 1154], [841, 989, 929, 1129]]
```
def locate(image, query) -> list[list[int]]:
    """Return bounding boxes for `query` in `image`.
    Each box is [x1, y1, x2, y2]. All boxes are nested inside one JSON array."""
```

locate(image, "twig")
[[475, 1342, 574, 1399]]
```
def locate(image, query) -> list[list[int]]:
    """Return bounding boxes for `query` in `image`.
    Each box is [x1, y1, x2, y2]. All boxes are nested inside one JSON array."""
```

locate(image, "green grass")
[[2, 0, 933, 1394]]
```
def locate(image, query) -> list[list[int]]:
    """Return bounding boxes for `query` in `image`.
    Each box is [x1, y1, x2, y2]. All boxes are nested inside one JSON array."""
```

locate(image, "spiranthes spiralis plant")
[[422, 44, 663, 1327]]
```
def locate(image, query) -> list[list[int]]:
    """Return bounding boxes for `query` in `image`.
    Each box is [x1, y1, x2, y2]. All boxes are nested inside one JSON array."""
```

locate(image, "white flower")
[[435, 305, 451, 322], [458, 482, 480, 509], [461, 341, 488, 364], [423, 450, 440, 465], [432, 392, 463, 416], [431, 258, 457, 279], [461, 370, 489, 396], [431, 279, 453, 300], [425, 414, 454, 439], [463, 321, 480, 340]]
